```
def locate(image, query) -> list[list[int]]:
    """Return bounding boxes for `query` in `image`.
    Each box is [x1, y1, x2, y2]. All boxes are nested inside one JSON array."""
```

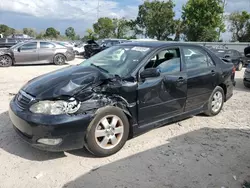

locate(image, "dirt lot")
[[0, 58, 249, 188]]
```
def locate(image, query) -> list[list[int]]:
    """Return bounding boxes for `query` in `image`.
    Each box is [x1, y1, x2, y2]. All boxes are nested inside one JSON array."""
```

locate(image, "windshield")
[[81, 46, 151, 77]]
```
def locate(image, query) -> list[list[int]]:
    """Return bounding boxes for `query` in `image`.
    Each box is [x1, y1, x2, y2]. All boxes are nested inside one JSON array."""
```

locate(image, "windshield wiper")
[[90, 63, 109, 73]]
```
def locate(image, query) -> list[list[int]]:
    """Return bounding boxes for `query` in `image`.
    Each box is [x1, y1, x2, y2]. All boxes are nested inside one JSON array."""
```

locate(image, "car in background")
[[244, 46, 250, 67], [56, 41, 74, 48], [9, 42, 235, 157], [0, 40, 75, 67], [97, 39, 129, 47], [73, 43, 87, 55], [84, 39, 130, 59], [210, 48, 244, 71], [243, 64, 250, 88]]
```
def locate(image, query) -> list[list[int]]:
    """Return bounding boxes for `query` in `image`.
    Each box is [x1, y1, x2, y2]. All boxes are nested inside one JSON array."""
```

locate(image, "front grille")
[[15, 90, 34, 110]]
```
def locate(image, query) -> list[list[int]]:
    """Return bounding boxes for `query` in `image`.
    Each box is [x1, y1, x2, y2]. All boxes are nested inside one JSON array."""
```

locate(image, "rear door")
[[14, 42, 38, 63], [38, 42, 56, 63], [137, 47, 187, 126], [182, 46, 218, 111]]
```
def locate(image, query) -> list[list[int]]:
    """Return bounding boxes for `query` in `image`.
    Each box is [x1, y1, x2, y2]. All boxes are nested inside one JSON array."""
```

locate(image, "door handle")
[[177, 77, 185, 83], [211, 70, 216, 76]]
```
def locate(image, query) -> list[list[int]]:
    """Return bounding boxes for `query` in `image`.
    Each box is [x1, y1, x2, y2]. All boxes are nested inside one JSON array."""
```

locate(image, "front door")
[[137, 47, 187, 127], [14, 42, 38, 63], [182, 46, 218, 111]]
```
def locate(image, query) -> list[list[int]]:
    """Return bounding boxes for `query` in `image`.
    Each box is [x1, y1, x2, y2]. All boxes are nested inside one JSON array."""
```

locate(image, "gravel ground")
[[0, 58, 249, 188]]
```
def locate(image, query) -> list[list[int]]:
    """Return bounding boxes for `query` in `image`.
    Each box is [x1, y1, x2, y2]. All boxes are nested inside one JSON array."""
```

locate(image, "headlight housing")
[[29, 98, 80, 115]]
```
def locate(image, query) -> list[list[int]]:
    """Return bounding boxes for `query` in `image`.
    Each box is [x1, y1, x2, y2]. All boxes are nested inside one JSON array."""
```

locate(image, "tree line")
[[0, 0, 250, 42]]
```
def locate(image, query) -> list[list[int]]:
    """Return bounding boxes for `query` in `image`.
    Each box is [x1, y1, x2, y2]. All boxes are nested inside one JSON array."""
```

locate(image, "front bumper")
[[9, 99, 93, 152]]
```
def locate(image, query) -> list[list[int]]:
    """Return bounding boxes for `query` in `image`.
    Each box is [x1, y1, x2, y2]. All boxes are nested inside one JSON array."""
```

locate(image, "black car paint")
[[9, 42, 235, 152]]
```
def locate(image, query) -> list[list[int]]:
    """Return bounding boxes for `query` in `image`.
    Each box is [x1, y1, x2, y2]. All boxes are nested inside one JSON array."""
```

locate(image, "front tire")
[[85, 106, 129, 157], [0, 55, 13, 67], [204, 86, 224, 116], [54, 54, 66, 65]]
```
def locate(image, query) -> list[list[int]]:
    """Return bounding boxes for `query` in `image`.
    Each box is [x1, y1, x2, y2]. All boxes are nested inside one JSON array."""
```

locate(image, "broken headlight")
[[29, 98, 80, 115]]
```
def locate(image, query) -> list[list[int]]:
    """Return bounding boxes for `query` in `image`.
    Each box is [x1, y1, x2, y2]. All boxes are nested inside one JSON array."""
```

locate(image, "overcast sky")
[[0, 0, 250, 40]]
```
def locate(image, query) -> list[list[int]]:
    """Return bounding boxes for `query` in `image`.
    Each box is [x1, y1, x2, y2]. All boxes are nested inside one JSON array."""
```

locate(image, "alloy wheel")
[[95, 115, 124, 150], [0, 55, 12, 66], [211, 91, 223, 113]]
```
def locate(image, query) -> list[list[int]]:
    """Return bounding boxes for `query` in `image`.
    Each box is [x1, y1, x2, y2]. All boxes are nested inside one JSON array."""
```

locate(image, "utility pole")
[[218, 0, 226, 41], [97, 0, 100, 20]]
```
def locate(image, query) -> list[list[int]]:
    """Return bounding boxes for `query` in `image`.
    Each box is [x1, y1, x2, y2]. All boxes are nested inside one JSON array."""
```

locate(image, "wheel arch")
[[54, 53, 67, 61], [218, 83, 227, 101]]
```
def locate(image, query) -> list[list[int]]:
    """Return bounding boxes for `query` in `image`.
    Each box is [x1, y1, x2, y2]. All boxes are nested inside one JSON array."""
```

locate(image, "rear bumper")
[[66, 53, 75, 61]]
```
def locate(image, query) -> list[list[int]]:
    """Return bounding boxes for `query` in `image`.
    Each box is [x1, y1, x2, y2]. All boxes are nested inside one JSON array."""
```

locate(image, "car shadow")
[[62, 127, 250, 188], [0, 111, 66, 161], [0, 111, 104, 161]]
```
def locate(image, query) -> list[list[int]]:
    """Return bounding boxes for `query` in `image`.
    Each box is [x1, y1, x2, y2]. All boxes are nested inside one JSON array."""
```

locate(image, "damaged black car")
[[9, 42, 235, 157]]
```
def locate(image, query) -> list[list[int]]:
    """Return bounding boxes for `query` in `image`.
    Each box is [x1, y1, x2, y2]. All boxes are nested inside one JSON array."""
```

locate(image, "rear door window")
[[183, 47, 214, 71], [40, 42, 55, 49]]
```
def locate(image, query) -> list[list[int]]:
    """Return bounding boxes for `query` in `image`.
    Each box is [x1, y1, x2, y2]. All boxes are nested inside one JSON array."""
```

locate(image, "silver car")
[[0, 40, 75, 67]]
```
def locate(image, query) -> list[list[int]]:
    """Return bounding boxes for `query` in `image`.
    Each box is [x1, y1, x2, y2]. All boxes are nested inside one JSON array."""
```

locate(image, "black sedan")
[[9, 42, 235, 157], [244, 64, 250, 88], [211, 49, 244, 71], [0, 40, 75, 67]]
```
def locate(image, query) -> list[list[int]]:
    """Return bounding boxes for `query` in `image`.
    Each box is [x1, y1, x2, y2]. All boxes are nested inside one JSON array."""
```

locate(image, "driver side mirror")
[[224, 54, 230, 58], [17, 47, 21, 52], [140, 68, 160, 79]]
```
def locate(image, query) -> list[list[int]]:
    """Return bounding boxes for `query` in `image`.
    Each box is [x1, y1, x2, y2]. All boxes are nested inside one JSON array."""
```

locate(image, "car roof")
[[118, 41, 203, 48]]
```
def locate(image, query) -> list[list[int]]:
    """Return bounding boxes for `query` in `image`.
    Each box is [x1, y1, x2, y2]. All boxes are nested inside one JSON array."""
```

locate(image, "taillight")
[[232, 66, 236, 74]]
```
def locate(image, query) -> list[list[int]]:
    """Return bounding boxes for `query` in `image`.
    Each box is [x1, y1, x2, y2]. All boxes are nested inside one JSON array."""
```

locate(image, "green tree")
[[113, 18, 130, 38], [36, 31, 45, 39], [44, 27, 59, 39], [126, 19, 143, 38], [93, 17, 115, 38], [174, 19, 185, 41], [84, 28, 97, 40], [228, 11, 250, 42], [65, 27, 76, 40], [182, 0, 225, 41], [0, 24, 15, 37], [23, 28, 36, 37], [75, 35, 81, 40], [136, 0, 175, 40]]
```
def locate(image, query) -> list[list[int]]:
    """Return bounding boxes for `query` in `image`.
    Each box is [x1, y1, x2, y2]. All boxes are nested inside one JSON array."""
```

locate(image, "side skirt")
[[132, 105, 206, 137]]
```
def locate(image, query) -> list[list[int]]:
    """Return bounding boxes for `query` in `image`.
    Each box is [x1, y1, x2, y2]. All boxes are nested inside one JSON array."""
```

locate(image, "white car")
[[73, 43, 87, 55]]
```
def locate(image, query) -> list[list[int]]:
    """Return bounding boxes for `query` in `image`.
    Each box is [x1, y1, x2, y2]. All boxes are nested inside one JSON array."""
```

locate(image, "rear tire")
[[54, 54, 66, 65], [85, 106, 129, 157], [0, 55, 12, 67], [244, 81, 250, 88], [204, 86, 224, 116], [237, 62, 243, 71]]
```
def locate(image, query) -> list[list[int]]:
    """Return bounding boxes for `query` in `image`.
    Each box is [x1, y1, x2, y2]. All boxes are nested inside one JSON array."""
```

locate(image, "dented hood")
[[22, 65, 108, 99]]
